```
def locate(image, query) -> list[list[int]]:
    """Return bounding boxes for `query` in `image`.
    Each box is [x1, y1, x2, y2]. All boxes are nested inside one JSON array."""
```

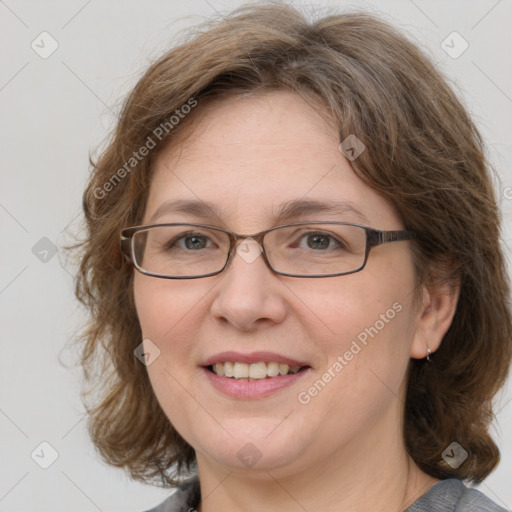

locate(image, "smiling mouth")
[[207, 361, 309, 380]]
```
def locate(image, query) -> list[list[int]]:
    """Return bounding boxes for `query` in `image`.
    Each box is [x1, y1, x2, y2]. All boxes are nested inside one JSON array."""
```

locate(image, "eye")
[[298, 231, 346, 251], [167, 232, 216, 251]]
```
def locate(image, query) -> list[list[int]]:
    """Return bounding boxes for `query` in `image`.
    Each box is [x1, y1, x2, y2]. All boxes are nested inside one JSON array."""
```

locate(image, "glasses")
[[120, 222, 416, 279]]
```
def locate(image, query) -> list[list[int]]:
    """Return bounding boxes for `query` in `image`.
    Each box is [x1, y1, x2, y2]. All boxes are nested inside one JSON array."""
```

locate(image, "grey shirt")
[[144, 476, 508, 512]]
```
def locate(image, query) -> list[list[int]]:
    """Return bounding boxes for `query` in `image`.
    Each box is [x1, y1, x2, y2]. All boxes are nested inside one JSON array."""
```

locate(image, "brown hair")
[[74, 2, 512, 486]]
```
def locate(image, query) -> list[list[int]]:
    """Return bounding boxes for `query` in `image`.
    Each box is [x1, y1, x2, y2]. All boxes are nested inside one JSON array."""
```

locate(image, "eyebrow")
[[149, 198, 370, 225]]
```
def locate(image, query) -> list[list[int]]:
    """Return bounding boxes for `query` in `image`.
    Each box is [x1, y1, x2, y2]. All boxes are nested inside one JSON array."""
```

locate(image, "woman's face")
[[134, 91, 423, 477]]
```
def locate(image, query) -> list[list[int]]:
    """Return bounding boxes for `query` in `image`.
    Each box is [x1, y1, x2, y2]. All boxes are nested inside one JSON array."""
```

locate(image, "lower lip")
[[202, 367, 311, 399]]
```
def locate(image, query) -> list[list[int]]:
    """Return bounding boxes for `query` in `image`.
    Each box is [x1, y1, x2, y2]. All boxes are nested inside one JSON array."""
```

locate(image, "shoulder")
[[142, 476, 201, 512], [407, 478, 509, 512]]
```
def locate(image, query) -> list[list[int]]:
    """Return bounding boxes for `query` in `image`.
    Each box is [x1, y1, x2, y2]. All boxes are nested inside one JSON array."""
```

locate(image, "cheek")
[[133, 275, 206, 400], [297, 270, 410, 348], [296, 259, 416, 398], [133, 275, 211, 438], [134, 274, 207, 346]]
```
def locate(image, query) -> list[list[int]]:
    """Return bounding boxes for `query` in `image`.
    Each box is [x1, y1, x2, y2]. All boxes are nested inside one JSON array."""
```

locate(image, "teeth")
[[267, 361, 280, 377], [249, 362, 267, 379], [233, 362, 249, 379], [210, 361, 303, 379], [224, 361, 234, 378]]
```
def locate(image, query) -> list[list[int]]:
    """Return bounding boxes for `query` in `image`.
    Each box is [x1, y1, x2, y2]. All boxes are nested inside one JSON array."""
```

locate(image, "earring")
[[426, 347, 432, 363]]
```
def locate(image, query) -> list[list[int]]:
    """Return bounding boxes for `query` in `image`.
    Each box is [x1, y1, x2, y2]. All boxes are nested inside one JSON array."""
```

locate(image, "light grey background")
[[1, 1, 511, 511]]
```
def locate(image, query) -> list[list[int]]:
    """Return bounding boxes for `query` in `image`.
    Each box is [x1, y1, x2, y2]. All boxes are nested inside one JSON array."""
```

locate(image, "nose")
[[209, 238, 287, 331]]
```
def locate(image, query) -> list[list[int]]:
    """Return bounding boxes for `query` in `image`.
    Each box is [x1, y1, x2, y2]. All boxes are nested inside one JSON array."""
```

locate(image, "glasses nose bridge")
[[229, 228, 268, 250], [225, 228, 273, 273]]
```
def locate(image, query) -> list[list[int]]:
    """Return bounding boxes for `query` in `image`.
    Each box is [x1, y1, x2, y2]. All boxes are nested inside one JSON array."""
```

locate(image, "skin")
[[134, 91, 459, 511]]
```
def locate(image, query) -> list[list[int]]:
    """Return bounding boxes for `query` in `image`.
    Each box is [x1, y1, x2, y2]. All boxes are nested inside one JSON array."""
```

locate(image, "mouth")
[[207, 361, 308, 380], [201, 352, 312, 399]]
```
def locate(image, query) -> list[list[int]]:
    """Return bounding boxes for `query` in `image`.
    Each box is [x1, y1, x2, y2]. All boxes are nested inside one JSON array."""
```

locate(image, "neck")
[[196, 406, 438, 512]]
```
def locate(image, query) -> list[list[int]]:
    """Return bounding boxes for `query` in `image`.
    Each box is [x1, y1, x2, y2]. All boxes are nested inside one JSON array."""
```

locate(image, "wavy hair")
[[74, 3, 512, 486]]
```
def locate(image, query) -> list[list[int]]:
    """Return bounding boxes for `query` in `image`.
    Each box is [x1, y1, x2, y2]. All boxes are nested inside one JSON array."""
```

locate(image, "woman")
[[75, 3, 512, 511]]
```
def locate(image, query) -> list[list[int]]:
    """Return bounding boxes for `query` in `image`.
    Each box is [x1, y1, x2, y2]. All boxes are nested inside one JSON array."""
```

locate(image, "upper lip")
[[202, 351, 309, 367]]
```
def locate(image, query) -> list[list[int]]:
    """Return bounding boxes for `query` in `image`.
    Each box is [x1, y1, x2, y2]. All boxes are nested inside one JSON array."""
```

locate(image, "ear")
[[410, 277, 460, 359]]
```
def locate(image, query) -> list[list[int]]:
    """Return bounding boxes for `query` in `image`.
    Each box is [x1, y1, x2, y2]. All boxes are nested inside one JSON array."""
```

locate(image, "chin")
[[188, 416, 318, 475]]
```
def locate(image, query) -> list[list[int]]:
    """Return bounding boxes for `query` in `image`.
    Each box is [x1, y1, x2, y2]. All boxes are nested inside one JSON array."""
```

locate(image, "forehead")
[[146, 91, 399, 230]]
